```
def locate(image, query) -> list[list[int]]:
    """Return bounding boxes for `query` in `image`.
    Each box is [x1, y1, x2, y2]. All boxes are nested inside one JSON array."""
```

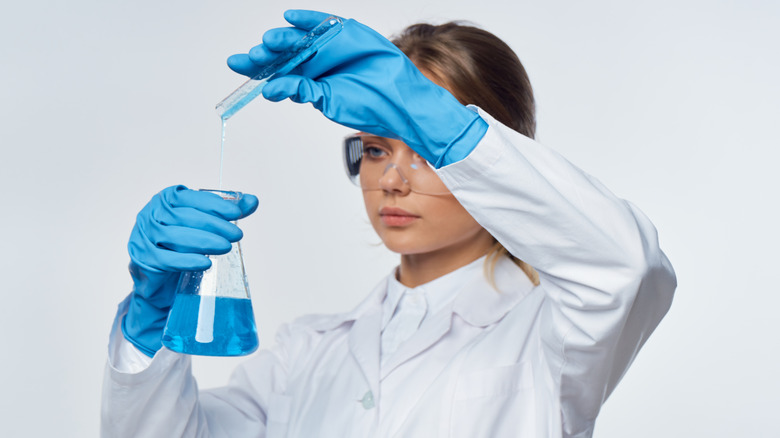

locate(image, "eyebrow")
[[357, 134, 388, 144]]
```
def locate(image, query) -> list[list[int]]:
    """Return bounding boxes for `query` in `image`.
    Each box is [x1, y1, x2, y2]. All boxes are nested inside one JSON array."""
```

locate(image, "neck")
[[397, 236, 494, 288]]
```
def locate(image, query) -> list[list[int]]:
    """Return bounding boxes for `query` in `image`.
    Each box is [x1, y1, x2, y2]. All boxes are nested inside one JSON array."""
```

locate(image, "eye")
[[362, 143, 388, 159]]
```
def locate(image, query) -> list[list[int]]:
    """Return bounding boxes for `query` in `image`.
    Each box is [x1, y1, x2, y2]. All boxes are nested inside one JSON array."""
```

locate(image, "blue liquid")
[[162, 294, 258, 356]]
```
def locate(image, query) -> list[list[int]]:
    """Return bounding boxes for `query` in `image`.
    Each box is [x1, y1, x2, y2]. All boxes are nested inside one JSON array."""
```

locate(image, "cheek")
[[426, 198, 481, 232], [362, 191, 376, 212], [362, 191, 382, 227]]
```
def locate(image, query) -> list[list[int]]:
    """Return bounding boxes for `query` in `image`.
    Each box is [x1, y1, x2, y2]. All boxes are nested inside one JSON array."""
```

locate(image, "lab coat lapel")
[[348, 280, 386, 398]]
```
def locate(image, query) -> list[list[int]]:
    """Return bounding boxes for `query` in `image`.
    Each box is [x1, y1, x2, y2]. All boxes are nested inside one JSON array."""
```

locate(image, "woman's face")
[[360, 136, 493, 258]]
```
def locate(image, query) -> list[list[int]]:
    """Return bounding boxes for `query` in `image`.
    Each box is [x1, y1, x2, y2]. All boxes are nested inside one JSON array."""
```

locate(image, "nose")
[[379, 163, 411, 195]]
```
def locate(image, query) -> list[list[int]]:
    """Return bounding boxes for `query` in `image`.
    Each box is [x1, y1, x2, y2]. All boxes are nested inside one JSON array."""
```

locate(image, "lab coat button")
[[360, 391, 375, 409]]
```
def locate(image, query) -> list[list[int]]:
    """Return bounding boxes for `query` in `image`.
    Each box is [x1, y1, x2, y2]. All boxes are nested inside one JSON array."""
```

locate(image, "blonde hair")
[[484, 241, 540, 289]]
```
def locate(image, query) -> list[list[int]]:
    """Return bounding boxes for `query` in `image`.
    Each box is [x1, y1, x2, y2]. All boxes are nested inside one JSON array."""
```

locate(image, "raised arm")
[[437, 109, 676, 435]]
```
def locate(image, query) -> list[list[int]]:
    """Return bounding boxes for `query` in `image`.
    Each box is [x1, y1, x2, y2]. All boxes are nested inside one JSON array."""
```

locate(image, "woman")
[[102, 10, 676, 438]]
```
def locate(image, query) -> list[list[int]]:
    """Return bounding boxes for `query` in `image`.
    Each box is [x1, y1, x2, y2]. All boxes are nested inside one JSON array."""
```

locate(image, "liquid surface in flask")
[[163, 294, 258, 356]]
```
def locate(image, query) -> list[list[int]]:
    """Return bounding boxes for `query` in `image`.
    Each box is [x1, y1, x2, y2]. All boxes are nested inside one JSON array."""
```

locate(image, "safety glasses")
[[343, 134, 451, 196]]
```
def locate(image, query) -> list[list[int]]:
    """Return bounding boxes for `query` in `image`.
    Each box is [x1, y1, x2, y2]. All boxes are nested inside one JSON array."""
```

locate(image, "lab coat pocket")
[[451, 362, 536, 437], [266, 392, 292, 438]]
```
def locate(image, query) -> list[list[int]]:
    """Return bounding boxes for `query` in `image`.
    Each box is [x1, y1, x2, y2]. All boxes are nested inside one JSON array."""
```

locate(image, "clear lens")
[[342, 134, 451, 196]]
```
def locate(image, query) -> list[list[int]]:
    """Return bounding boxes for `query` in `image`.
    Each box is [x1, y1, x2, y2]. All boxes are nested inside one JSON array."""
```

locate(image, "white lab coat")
[[102, 108, 676, 438]]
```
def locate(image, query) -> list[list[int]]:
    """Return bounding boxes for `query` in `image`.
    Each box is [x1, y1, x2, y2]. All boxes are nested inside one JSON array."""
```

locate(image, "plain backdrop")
[[1, 0, 778, 436]]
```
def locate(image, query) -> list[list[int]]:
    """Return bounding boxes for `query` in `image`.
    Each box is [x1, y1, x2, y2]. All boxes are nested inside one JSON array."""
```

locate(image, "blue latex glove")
[[227, 10, 488, 168], [122, 185, 259, 357]]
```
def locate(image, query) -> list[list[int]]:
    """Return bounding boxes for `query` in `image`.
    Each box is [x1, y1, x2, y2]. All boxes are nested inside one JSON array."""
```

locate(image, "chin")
[[380, 237, 438, 256]]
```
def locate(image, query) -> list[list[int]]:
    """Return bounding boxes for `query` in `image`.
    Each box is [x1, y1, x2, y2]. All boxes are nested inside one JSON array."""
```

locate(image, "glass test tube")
[[215, 16, 344, 121]]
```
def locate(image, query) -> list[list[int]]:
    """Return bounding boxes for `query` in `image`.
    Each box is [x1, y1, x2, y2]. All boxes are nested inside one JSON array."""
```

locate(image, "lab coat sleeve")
[[437, 108, 677, 436], [101, 296, 294, 437]]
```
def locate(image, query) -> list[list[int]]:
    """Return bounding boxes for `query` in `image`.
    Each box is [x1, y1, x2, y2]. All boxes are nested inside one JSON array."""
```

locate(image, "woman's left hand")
[[227, 9, 487, 168]]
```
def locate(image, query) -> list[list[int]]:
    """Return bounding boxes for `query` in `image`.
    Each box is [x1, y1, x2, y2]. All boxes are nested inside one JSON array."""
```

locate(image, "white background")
[[1, 0, 778, 436]]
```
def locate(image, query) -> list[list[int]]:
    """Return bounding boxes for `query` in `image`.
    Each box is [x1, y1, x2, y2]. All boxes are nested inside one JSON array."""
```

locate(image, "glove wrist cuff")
[[434, 112, 488, 168], [121, 293, 171, 358], [121, 313, 164, 358]]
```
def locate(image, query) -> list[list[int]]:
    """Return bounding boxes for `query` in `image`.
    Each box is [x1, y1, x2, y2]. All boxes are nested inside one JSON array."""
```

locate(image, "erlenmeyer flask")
[[162, 189, 259, 356]]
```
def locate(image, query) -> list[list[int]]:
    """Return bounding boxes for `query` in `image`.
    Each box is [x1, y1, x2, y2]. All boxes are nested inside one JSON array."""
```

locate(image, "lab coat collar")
[[306, 257, 534, 331], [381, 275, 406, 330], [380, 303, 452, 377], [305, 277, 390, 333], [379, 256, 535, 376], [451, 256, 537, 327], [306, 257, 536, 333], [382, 257, 485, 330], [302, 258, 536, 390]]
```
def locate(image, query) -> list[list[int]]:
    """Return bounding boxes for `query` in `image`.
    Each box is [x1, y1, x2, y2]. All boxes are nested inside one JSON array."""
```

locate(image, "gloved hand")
[[122, 185, 259, 357], [227, 9, 488, 168]]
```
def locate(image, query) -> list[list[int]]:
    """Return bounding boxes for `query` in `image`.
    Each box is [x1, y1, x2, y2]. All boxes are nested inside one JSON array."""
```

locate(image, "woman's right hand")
[[122, 185, 259, 357], [227, 10, 487, 168]]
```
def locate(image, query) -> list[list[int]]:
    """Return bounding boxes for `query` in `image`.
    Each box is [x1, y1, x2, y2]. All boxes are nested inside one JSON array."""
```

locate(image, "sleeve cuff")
[[436, 106, 526, 188]]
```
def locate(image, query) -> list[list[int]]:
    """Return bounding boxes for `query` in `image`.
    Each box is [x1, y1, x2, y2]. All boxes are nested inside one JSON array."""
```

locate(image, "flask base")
[[162, 294, 259, 356]]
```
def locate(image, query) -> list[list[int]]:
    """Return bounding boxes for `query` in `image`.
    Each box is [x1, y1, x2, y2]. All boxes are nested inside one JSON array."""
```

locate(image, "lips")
[[379, 207, 420, 226]]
